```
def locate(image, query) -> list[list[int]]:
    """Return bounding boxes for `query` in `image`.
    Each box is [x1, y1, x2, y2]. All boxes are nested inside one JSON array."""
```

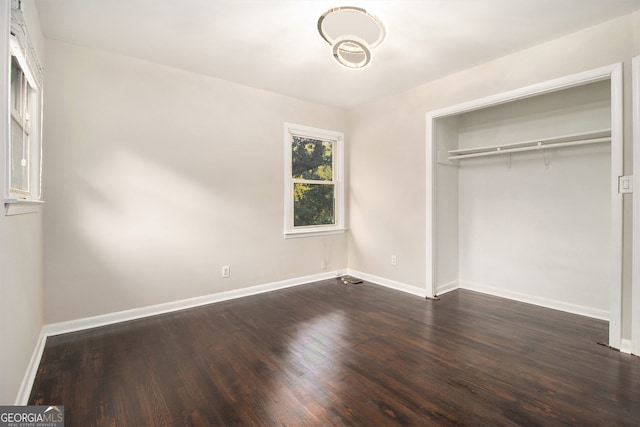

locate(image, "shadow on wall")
[[47, 147, 262, 321]]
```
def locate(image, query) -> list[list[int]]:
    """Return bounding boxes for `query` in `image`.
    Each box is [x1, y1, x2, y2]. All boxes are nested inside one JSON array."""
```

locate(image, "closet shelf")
[[447, 129, 611, 161]]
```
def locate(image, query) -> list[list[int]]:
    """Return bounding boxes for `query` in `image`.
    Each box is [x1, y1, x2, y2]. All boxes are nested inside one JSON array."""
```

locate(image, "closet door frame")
[[632, 55, 640, 356], [426, 63, 624, 350]]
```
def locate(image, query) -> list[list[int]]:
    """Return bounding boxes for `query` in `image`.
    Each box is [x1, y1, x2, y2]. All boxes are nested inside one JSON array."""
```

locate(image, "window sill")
[[4, 198, 45, 216], [284, 227, 347, 239]]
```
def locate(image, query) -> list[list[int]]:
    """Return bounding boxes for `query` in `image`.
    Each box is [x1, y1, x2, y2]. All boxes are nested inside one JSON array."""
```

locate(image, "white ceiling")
[[34, 0, 640, 108]]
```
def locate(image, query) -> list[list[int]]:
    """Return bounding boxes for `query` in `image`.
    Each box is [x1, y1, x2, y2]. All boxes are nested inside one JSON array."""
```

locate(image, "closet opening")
[[426, 64, 623, 349]]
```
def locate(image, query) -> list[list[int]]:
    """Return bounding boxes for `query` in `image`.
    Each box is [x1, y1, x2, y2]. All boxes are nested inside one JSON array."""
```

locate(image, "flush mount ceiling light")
[[318, 6, 386, 69]]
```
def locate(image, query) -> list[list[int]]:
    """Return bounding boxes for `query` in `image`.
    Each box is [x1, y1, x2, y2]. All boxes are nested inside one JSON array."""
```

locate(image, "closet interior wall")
[[436, 80, 612, 318]]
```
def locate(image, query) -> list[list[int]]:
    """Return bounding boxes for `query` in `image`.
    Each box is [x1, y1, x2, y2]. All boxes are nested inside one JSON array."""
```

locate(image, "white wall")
[[634, 11, 640, 54], [434, 117, 459, 288], [42, 40, 348, 323], [349, 14, 636, 333], [0, 0, 45, 404]]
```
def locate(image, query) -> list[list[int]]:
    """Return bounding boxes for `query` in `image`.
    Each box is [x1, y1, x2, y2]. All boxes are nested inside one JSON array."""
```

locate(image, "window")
[[10, 56, 33, 194], [284, 123, 344, 238], [5, 0, 43, 212]]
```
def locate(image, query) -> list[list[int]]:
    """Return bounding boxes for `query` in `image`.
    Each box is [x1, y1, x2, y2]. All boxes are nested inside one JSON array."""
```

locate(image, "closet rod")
[[448, 137, 610, 161]]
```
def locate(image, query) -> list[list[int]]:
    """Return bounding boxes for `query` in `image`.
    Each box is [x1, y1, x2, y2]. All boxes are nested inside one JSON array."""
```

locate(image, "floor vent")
[[340, 276, 363, 285]]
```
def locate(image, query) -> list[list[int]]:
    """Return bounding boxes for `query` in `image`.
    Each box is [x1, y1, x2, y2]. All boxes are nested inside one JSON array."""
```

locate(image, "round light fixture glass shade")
[[332, 35, 371, 68], [318, 6, 385, 69]]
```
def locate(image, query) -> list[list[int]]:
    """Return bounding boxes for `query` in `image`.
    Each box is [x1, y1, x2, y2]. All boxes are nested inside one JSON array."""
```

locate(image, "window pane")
[[292, 136, 333, 180], [25, 85, 31, 120], [10, 57, 22, 114], [10, 117, 29, 192], [294, 183, 334, 226]]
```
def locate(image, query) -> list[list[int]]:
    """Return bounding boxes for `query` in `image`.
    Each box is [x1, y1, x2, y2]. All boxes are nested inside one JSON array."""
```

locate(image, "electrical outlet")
[[321, 259, 327, 270], [391, 255, 397, 266], [221, 265, 230, 278]]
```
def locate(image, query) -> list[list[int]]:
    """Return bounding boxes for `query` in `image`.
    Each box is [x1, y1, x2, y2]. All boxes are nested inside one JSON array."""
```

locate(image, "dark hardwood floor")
[[30, 279, 640, 426]]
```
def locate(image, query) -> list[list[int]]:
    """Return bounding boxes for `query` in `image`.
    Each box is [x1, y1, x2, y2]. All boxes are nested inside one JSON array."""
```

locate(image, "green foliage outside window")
[[292, 136, 335, 227]]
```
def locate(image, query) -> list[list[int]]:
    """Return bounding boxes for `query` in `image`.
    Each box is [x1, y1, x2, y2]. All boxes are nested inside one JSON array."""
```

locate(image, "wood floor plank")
[[30, 280, 640, 426]]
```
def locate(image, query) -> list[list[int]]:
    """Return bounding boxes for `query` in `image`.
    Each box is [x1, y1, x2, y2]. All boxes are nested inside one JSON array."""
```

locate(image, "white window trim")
[[284, 123, 345, 238], [4, 0, 44, 214]]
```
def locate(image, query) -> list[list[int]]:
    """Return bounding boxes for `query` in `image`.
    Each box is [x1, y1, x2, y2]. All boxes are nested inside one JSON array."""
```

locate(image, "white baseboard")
[[436, 280, 459, 296], [620, 339, 632, 354], [44, 271, 341, 337], [15, 328, 47, 405], [345, 269, 427, 298], [459, 280, 609, 321]]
